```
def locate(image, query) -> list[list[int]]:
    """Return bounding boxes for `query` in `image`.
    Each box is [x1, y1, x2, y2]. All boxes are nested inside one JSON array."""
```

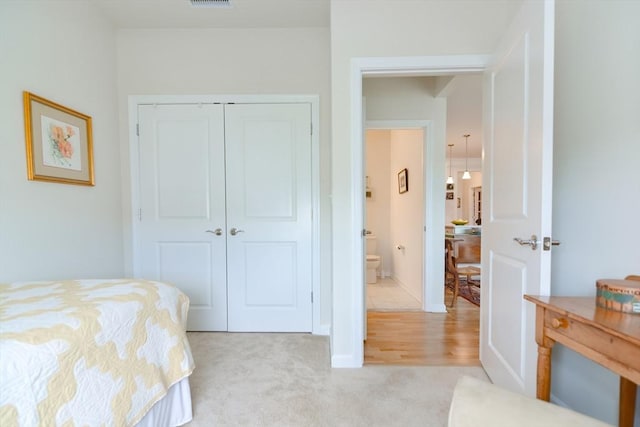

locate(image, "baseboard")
[[331, 354, 362, 368], [391, 275, 423, 303], [550, 393, 569, 409], [314, 323, 330, 336], [425, 302, 448, 313]]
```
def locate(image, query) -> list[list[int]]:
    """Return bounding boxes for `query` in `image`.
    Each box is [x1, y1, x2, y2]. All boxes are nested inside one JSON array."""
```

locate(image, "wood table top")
[[524, 295, 640, 346]]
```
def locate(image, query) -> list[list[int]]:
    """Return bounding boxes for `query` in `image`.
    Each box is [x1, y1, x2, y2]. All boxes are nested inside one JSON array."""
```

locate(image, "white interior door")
[[137, 102, 313, 333], [362, 99, 367, 340], [138, 104, 228, 331], [225, 103, 312, 332], [481, 0, 555, 396]]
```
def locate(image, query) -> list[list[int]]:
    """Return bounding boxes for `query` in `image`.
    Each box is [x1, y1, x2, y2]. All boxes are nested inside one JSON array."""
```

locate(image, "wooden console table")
[[524, 295, 640, 427]]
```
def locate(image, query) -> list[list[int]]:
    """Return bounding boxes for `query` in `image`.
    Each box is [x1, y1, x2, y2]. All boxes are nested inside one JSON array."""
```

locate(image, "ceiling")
[[90, 0, 482, 158], [91, 0, 330, 29]]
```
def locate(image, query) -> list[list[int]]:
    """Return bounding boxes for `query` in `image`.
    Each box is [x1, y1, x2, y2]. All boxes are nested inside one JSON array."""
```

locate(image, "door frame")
[[127, 94, 323, 334], [350, 55, 489, 365]]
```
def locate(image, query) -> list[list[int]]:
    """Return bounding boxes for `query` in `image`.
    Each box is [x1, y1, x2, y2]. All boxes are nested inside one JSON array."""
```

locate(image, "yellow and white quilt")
[[0, 279, 195, 427]]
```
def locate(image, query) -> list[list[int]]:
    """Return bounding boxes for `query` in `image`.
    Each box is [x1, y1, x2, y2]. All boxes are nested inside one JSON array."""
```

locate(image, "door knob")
[[230, 227, 244, 236], [206, 228, 223, 236], [514, 235, 539, 250]]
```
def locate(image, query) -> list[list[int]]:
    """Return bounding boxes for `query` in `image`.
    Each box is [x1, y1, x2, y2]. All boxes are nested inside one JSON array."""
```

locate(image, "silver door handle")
[[206, 228, 223, 236], [230, 227, 244, 236], [514, 235, 539, 250]]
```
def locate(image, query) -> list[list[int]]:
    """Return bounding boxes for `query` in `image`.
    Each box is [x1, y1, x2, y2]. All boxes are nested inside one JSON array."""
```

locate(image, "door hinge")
[[138, 208, 142, 221], [136, 123, 140, 136], [310, 122, 313, 136], [311, 291, 314, 303]]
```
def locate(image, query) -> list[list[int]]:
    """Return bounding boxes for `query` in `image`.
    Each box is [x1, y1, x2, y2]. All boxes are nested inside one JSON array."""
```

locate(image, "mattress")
[[0, 279, 195, 426]]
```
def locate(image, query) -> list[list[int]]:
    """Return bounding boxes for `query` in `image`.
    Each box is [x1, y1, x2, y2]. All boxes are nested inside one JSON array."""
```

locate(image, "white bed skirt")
[[136, 377, 193, 427]]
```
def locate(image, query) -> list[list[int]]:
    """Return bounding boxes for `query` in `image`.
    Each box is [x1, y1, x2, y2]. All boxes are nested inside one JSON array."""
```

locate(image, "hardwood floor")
[[364, 289, 480, 366]]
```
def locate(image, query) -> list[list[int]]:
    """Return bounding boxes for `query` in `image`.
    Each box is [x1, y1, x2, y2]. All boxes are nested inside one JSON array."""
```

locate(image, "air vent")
[[190, 0, 232, 8]]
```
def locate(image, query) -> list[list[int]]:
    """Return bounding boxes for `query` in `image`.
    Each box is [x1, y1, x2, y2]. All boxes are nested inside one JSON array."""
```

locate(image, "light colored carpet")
[[185, 332, 489, 426]]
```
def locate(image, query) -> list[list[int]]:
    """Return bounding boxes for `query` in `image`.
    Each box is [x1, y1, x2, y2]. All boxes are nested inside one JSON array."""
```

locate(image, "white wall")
[[0, 2, 124, 281], [551, 1, 640, 424], [115, 27, 332, 331], [331, 1, 515, 364], [389, 129, 424, 301], [364, 77, 444, 121]]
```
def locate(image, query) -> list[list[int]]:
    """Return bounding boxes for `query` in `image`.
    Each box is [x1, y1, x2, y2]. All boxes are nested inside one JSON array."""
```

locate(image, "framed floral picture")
[[23, 91, 94, 185]]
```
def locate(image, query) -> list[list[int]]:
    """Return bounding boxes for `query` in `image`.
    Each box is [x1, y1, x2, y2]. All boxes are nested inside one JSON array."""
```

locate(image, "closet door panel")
[[154, 120, 210, 218], [225, 103, 312, 332], [138, 104, 227, 331], [242, 121, 295, 218]]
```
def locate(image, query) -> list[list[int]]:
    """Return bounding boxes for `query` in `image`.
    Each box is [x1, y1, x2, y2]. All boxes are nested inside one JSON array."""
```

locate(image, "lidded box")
[[595, 279, 640, 314]]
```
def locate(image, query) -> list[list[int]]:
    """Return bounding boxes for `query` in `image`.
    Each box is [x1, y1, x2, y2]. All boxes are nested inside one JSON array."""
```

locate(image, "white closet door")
[[138, 104, 228, 331], [225, 103, 313, 332]]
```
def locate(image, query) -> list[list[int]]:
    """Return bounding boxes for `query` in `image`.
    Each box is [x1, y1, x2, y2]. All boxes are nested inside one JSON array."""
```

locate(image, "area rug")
[[446, 279, 480, 306]]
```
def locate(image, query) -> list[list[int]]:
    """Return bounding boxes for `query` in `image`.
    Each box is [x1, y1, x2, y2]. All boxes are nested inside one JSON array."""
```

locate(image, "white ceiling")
[[91, 0, 330, 29], [90, 0, 482, 158]]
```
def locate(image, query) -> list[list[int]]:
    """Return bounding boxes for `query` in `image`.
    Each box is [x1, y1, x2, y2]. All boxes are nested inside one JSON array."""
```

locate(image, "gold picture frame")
[[23, 91, 94, 186]]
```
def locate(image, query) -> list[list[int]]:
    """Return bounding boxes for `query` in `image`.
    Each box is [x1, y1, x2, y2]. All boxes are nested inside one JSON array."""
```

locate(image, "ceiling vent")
[[190, 0, 232, 8]]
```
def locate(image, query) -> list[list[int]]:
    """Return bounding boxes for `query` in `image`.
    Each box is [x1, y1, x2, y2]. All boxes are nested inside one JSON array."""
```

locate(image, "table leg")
[[537, 345, 552, 401], [534, 305, 553, 402], [619, 377, 637, 427]]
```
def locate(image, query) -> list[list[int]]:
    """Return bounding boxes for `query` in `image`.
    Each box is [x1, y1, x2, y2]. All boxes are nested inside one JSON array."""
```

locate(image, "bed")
[[0, 279, 195, 426]]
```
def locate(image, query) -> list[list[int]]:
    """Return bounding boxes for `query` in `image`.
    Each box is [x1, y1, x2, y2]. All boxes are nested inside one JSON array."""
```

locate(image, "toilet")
[[365, 234, 381, 284]]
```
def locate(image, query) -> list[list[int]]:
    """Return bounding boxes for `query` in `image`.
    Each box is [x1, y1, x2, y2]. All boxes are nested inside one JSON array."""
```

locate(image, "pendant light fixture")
[[462, 134, 471, 180], [446, 144, 454, 184]]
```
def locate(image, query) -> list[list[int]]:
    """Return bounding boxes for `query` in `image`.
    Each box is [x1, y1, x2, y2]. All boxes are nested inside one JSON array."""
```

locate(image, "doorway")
[[362, 81, 483, 366], [349, 55, 489, 366], [364, 126, 425, 312]]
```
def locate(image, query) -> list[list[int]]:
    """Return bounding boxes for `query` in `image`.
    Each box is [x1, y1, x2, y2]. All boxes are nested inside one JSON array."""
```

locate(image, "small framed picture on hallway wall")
[[398, 168, 408, 194]]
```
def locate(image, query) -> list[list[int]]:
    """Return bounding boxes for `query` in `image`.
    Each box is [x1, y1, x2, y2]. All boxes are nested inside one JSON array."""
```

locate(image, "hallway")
[[365, 288, 480, 366]]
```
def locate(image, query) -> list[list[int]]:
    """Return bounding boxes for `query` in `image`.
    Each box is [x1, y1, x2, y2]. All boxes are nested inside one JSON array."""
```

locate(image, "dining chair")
[[455, 235, 481, 288], [445, 238, 481, 306], [445, 239, 460, 307]]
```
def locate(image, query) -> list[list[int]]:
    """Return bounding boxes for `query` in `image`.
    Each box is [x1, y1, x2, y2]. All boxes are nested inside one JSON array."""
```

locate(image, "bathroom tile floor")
[[367, 277, 422, 311]]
